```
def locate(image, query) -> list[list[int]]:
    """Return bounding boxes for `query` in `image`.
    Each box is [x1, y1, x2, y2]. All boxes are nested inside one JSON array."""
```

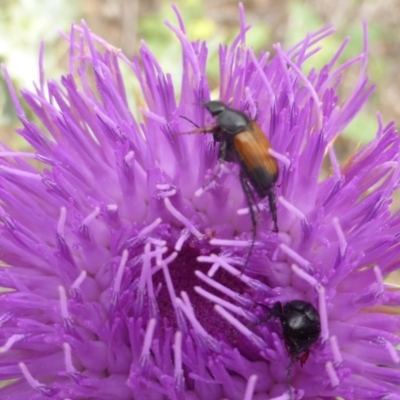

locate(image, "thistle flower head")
[[1, 4, 400, 399]]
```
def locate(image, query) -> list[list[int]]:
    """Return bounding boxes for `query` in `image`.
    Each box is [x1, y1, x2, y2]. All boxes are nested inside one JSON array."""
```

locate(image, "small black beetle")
[[269, 300, 321, 362], [257, 300, 321, 399]]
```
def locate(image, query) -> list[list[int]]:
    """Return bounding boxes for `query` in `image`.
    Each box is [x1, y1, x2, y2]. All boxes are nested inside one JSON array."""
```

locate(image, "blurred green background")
[[0, 0, 398, 154]]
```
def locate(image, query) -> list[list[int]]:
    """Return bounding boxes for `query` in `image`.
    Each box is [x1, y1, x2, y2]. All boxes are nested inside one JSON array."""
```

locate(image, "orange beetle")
[[190, 100, 279, 271]]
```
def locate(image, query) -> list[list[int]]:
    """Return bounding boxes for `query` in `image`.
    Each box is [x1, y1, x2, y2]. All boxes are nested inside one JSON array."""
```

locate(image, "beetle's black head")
[[203, 101, 227, 117]]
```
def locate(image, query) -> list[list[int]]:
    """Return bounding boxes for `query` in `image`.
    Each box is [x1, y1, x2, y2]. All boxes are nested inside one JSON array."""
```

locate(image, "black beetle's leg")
[[267, 189, 279, 232], [248, 301, 283, 328], [239, 169, 258, 274], [217, 135, 228, 161], [246, 177, 261, 214], [287, 357, 295, 400], [240, 164, 261, 215]]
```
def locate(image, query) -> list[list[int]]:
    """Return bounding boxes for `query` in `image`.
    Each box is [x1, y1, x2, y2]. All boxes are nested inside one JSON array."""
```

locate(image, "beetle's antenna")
[[179, 115, 200, 128], [177, 116, 216, 136]]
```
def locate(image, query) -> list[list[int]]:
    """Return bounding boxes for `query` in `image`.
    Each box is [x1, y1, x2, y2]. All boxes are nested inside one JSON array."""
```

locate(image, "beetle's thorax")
[[216, 108, 251, 135]]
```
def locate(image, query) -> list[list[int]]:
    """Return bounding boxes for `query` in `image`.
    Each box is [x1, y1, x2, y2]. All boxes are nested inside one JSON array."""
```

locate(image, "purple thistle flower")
[[1, 4, 400, 399]]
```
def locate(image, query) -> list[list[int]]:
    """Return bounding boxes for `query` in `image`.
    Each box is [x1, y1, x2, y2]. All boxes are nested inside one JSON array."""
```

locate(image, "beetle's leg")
[[286, 357, 296, 400], [239, 169, 258, 274], [249, 302, 283, 327], [267, 189, 279, 232]]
